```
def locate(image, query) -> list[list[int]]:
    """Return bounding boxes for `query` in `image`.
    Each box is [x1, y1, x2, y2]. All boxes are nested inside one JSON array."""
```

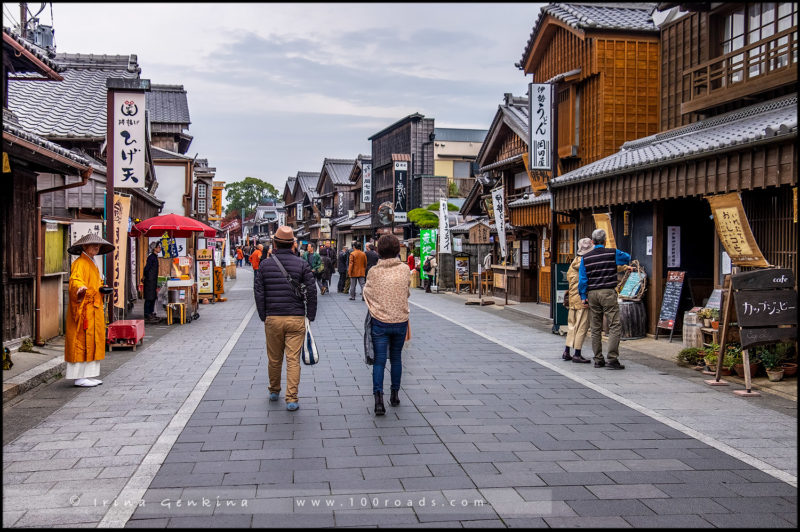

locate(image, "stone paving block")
[[121, 517, 171, 528], [714, 496, 796, 514], [390, 453, 456, 467], [701, 512, 795, 528], [25, 468, 103, 483], [334, 508, 419, 527], [617, 458, 694, 471], [542, 515, 633, 527], [469, 472, 546, 488], [147, 473, 224, 488], [538, 472, 615, 486], [400, 476, 477, 491], [362, 465, 432, 480], [565, 498, 656, 517], [623, 514, 715, 528], [252, 513, 335, 527], [355, 444, 418, 456], [557, 459, 630, 473]]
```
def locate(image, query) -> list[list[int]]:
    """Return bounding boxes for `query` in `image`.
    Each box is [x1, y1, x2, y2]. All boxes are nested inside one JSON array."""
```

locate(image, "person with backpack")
[[305, 243, 324, 293], [422, 251, 437, 293], [254, 226, 317, 411]]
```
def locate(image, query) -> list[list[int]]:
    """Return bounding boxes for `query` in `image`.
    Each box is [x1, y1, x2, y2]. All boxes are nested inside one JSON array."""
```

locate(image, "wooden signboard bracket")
[[705, 270, 735, 388]]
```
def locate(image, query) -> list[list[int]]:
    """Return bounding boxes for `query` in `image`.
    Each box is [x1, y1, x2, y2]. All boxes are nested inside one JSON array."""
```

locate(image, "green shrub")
[[676, 347, 703, 367], [756, 346, 783, 369]]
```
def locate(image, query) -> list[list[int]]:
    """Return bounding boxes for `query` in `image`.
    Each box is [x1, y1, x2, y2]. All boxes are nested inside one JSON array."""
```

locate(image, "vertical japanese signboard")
[[70, 221, 105, 272], [592, 213, 616, 250], [112, 92, 145, 188], [112, 194, 131, 309], [420, 229, 437, 281], [438, 198, 452, 254], [706, 192, 769, 267], [529, 83, 552, 171], [491, 187, 506, 259], [393, 161, 408, 222], [667, 226, 680, 267], [362, 163, 372, 204]]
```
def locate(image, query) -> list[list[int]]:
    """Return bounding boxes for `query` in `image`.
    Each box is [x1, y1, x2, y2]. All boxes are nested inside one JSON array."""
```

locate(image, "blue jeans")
[[371, 317, 407, 394]]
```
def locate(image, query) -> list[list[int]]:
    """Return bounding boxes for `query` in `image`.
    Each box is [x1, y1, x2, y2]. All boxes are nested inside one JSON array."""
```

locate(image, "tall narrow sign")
[[420, 229, 437, 281], [592, 213, 616, 250], [112, 92, 146, 188], [362, 163, 372, 205], [529, 83, 552, 171], [438, 198, 452, 254], [706, 192, 769, 267], [491, 187, 506, 259], [112, 194, 131, 309], [393, 161, 408, 222]]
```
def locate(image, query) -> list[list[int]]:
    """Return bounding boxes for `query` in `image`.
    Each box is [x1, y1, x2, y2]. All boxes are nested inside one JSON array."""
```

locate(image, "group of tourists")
[[562, 228, 633, 370], [251, 226, 411, 415]]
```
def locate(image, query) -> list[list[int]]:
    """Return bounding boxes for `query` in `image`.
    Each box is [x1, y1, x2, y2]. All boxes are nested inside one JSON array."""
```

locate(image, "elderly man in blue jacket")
[[254, 226, 317, 410], [578, 228, 632, 370]]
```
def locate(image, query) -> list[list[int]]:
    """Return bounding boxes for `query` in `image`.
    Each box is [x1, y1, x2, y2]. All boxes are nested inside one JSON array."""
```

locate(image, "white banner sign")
[[438, 198, 452, 254], [492, 187, 507, 258], [112, 92, 146, 188], [362, 163, 372, 204], [529, 83, 552, 171]]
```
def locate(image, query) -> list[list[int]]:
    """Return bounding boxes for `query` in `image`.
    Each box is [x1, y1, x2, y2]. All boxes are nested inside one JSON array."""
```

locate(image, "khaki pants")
[[565, 307, 590, 350], [588, 288, 621, 362], [265, 315, 306, 402]]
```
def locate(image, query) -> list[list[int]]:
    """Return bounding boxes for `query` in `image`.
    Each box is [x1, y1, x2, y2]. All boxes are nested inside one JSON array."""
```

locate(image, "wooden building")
[[314, 158, 355, 248], [291, 171, 320, 245], [330, 155, 371, 250], [281, 176, 298, 233], [549, 2, 798, 334]]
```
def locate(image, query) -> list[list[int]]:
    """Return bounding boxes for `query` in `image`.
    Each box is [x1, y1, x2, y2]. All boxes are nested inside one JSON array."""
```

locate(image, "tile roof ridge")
[[54, 52, 140, 73]]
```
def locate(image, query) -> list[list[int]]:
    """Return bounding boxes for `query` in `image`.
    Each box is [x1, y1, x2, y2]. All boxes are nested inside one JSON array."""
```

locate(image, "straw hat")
[[576, 237, 594, 256], [68, 233, 115, 256], [273, 225, 295, 243]]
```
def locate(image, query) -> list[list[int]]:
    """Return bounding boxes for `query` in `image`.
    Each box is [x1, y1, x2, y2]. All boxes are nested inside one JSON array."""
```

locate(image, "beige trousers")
[[565, 307, 590, 349], [265, 315, 306, 402]]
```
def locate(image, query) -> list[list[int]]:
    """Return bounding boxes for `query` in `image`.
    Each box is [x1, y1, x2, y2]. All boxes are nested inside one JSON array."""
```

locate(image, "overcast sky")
[[31, 3, 546, 200]]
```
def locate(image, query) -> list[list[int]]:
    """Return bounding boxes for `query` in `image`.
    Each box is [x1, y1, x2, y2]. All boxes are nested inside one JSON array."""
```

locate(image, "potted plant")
[[776, 343, 797, 377], [703, 343, 720, 371], [676, 347, 704, 368], [727, 343, 759, 378], [709, 308, 720, 330], [758, 346, 784, 382], [720, 349, 737, 376], [697, 308, 713, 328]]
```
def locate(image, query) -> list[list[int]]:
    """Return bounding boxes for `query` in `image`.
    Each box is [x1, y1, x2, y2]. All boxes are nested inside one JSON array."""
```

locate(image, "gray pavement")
[[2, 269, 797, 528]]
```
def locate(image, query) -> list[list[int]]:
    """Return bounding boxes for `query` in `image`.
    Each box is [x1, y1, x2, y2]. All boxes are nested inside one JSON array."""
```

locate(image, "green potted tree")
[[776, 343, 797, 377], [676, 347, 704, 368], [727, 343, 759, 378], [758, 346, 784, 382], [703, 343, 720, 371]]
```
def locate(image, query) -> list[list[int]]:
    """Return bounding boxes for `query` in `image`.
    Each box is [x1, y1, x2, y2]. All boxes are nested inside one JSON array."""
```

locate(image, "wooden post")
[[706, 271, 734, 386]]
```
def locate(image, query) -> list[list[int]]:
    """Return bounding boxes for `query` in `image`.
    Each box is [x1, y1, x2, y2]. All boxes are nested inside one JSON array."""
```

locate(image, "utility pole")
[[19, 3, 27, 38]]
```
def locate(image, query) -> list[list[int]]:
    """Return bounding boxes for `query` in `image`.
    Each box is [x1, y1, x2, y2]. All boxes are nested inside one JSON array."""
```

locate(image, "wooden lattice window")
[[557, 224, 576, 264]]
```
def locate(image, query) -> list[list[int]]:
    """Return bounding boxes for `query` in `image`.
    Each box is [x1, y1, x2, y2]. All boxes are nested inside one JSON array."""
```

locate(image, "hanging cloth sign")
[[112, 194, 131, 309], [438, 198, 452, 254], [706, 192, 769, 267], [492, 187, 506, 259], [592, 213, 616, 250]]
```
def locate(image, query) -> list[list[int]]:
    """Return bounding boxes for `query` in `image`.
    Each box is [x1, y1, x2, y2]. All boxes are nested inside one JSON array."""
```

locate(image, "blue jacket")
[[578, 245, 631, 300], [254, 248, 317, 322]]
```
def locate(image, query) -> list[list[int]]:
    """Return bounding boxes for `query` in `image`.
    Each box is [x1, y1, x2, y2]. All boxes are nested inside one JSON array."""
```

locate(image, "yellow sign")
[[522, 153, 547, 195], [112, 194, 131, 310], [2, 152, 10, 173], [706, 192, 769, 267], [197, 248, 213, 260], [592, 213, 616, 250], [210, 186, 223, 220]]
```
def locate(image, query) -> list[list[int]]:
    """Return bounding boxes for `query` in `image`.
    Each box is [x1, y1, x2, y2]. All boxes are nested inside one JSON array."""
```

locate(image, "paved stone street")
[[2, 268, 797, 528]]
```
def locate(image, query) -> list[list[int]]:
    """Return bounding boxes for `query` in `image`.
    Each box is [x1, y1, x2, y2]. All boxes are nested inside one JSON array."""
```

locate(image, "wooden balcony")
[[682, 28, 797, 115]]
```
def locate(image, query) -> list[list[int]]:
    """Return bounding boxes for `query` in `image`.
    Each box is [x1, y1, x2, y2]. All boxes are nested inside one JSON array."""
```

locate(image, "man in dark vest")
[[578, 228, 632, 370]]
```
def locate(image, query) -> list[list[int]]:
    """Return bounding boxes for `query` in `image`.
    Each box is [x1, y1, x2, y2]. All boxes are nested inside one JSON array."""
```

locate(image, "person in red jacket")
[[407, 251, 415, 271], [249, 244, 263, 269]]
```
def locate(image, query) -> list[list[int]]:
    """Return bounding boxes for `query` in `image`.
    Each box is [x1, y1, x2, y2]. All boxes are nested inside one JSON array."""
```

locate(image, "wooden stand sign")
[[656, 271, 685, 342]]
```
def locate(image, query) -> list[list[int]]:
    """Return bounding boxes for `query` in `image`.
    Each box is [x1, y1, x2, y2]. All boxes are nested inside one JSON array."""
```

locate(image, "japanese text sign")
[[438, 198, 452, 254], [491, 187, 506, 258], [706, 193, 769, 267], [112, 92, 145, 188], [362, 163, 372, 204], [393, 161, 408, 221], [112, 194, 131, 309], [420, 229, 437, 280], [731, 268, 797, 348], [529, 83, 551, 171]]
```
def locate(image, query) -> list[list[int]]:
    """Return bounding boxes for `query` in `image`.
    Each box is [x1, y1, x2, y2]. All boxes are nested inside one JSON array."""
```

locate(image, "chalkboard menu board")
[[658, 271, 685, 330]]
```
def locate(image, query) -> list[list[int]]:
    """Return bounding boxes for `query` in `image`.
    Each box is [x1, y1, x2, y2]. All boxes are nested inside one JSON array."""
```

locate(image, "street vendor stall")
[[130, 213, 217, 324]]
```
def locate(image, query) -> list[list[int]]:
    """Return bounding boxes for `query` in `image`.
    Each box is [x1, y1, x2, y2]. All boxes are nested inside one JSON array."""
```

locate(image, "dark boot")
[[374, 392, 385, 416], [562, 348, 572, 361], [390, 389, 400, 407]]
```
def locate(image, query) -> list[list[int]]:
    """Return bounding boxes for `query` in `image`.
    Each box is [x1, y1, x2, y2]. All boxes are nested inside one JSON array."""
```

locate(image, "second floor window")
[[197, 184, 207, 198], [198, 198, 206, 213]]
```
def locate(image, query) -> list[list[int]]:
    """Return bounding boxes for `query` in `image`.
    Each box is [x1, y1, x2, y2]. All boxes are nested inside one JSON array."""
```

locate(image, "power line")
[[3, 5, 19, 29]]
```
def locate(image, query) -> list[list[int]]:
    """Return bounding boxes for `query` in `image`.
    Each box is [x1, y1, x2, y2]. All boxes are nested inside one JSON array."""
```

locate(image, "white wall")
[[154, 164, 187, 216]]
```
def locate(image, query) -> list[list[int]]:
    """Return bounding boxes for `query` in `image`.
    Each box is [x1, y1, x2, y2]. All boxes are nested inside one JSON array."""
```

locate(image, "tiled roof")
[[147, 84, 191, 125], [508, 191, 552, 207], [450, 218, 490, 234], [551, 94, 798, 188], [297, 172, 319, 199], [518, 3, 658, 69], [3, 115, 91, 168], [8, 53, 141, 139], [151, 146, 192, 160], [476, 95, 529, 169], [2, 28, 63, 77], [351, 214, 373, 228], [323, 158, 356, 186], [433, 128, 488, 143]]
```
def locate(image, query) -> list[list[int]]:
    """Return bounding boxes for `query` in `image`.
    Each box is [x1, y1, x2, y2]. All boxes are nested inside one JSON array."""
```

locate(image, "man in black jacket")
[[254, 226, 317, 411], [142, 241, 161, 323], [337, 245, 350, 293], [365, 242, 380, 277]]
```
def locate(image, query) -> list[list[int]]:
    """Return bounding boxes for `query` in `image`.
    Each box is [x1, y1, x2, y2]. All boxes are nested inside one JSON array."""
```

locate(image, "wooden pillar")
[[649, 201, 664, 334]]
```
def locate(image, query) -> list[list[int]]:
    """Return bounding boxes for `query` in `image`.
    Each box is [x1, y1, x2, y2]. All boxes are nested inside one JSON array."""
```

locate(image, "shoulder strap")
[[271, 255, 308, 315]]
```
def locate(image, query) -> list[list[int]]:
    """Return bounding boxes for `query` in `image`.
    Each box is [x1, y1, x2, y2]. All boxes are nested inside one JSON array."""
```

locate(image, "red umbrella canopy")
[[131, 213, 218, 238]]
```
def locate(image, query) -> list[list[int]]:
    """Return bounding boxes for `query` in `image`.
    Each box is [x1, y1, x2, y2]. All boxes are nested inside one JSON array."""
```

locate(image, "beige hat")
[[576, 237, 594, 256], [273, 225, 295, 243], [68, 233, 115, 255]]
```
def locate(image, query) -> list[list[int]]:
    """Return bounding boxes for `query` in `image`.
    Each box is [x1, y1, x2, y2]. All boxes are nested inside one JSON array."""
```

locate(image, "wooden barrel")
[[619, 300, 646, 340]]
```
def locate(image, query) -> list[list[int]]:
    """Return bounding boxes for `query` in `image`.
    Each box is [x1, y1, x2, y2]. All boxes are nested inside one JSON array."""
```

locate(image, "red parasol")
[[130, 213, 218, 238]]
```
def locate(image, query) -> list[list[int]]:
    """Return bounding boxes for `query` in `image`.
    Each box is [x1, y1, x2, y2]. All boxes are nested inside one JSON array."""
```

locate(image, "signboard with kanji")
[[706, 192, 769, 267], [529, 83, 552, 171], [112, 92, 145, 188]]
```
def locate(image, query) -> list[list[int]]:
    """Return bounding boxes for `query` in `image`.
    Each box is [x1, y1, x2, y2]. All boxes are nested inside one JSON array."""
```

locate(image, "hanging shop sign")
[[529, 83, 552, 171], [706, 192, 769, 267], [491, 187, 506, 259], [362, 162, 372, 204], [592, 213, 616, 250], [112, 194, 131, 309], [667, 226, 680, 268], [393, 161, 408, 222], [731, 268, 797, 349], [469, 222, 490, 244], [112, 92, 146, 188]]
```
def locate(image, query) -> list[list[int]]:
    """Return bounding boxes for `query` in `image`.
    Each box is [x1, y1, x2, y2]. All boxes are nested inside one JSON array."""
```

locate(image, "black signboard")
[[732, 268, 797, 349], [657, 271, 685, 339]]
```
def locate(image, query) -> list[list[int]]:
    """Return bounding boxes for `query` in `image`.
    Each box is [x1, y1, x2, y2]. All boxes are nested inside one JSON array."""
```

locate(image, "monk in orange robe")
[[65, 234, 114, 387]]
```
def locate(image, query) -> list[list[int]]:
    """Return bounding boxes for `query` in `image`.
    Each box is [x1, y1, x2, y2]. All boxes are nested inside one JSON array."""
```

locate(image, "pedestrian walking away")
[[306, 243, 324, 293], [348, 241, 367, 300], [142, 241, 162, 324], [337, 245, 350, 293], [235, 246, 244, 267], [562, 237, 593, 363], [422, 251, 437, 293], [364, 234, 411, 415], [320, 246, 334, 295], [65, 233, 115, 387], [249, 243, 263, 270], [254, 226, 317, 410], [579, 228, 633, 370], [365, 242, 379, 276]]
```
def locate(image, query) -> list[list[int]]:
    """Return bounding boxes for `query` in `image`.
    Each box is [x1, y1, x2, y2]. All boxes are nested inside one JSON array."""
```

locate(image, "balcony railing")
[[682, 28, 797, 114]]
